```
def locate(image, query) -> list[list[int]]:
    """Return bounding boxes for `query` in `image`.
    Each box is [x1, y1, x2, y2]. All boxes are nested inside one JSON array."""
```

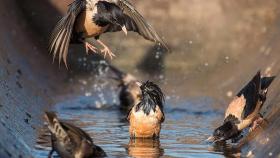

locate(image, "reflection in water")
[[210, 141, 241, 158], [33, 93, 236, 158], [127, 139, 164, 158]]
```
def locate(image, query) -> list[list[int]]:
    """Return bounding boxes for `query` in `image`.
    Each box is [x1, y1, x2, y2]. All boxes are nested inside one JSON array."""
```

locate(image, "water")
[[33, 90, 241, 158]]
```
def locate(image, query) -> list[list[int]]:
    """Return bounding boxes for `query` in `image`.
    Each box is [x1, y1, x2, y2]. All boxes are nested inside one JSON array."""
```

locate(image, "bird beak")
[[206, 136, 216, 142], [122, 26, 128, 36], [206, 136, 224, 143]]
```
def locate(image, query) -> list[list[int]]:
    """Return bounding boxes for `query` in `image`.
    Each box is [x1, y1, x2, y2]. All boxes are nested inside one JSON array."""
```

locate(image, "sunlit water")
[[33, 91, 241, 158]]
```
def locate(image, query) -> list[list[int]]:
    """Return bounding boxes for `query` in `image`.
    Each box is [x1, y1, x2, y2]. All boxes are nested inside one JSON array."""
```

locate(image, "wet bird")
[[208, 71, 275, 143], [44, 112, 106, 158], [49, 0, 168, 66], [107, 65, 141, 111], [127, 81, 165, 138]]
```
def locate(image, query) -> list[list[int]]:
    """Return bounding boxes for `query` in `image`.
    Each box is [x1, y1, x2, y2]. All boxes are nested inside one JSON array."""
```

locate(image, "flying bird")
[[44, 112, 106, 158], [107, 65, 141, 111], [127, 81, 165, 138], [208, 71, 275, 143], [49, 0, 168, 66]]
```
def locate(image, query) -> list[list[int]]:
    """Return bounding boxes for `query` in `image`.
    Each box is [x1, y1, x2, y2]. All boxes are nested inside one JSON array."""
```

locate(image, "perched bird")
[[49, 0, 168, 66], [208, 71, 275, 143], [127, 81, 165, 138], [107, 65, 141, 111], [44, 112, 106, 158]]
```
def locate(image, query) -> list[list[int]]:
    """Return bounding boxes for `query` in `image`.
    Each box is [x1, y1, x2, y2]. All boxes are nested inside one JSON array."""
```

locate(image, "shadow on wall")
[[137, 45, 168, 76]]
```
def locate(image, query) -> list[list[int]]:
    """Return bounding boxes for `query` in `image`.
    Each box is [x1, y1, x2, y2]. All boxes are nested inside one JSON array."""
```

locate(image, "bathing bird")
[[49, 0, 168, 66], [44, 112, 106, 158], [127, 81, 165, 138], [107, 65, 141, 111], [208, 71, 275, 143]]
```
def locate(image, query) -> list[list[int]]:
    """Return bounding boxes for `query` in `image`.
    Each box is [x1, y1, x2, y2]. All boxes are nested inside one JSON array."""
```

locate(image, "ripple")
[[34, 97, 237, 158]]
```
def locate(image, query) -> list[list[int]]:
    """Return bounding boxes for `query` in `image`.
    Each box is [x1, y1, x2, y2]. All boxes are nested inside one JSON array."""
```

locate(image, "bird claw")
[[101, 47, 116, 59], [84, 42, 97, 54], [249, 117, 264, 132]]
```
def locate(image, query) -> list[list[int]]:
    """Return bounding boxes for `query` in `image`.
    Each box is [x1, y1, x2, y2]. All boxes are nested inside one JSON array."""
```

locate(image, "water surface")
[[34, 90, 240, 157]]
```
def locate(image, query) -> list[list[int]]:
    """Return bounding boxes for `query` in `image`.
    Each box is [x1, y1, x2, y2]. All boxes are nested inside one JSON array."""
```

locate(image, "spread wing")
[[112, 0, 168, 50], [48, 0, 86, 67]]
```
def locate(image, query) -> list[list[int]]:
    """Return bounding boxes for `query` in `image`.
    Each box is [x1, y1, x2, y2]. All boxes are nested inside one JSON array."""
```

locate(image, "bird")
[[208, 71, 275, 143], [49, 0, 168, 67], [44, 112, 106, 158], [107, 64, 141, 111], [127, 81, 165, 138]]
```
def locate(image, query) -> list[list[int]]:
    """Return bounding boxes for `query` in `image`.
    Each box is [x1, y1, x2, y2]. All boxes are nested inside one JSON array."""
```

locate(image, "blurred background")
[[1, 0, 280, 157]]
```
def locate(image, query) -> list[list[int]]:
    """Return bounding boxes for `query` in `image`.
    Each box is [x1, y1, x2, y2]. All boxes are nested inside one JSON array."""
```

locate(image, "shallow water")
[[33, 90, 241, 158]]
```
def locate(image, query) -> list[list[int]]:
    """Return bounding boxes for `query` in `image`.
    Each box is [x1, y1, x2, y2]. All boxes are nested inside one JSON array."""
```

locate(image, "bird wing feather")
[[48, 0, 86, 67], [44, 112, 70, 142], [111, 0, 168, 50], [238, 71, 261, 119], [60, 121, 94, 144], [45, 112, 93, 147]]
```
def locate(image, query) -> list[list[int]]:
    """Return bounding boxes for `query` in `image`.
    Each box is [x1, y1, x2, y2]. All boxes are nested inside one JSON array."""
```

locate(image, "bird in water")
[[208, 71, 275, 143], [127, 81, 165, 138], [49, 0, 168, 67], [107, 65, 141, 111], [44, 112, 106, 158]]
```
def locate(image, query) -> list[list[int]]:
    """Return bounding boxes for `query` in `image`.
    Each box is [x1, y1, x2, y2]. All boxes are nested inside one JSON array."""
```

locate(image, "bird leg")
[[48, 149, 54, 158], [97, 40, 116, 59], [84, 42, 97, 54], [249, 116, 265, 132]]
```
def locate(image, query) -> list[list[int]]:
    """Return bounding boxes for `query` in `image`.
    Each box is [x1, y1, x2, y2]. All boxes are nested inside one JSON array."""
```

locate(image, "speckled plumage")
[[45, 112, 106, 158]]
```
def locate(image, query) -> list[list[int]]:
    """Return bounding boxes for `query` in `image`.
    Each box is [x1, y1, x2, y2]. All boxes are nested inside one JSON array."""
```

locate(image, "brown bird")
[[208, 71, 275, 143], [49, 0, 168, 66], [107, 65, 141, 111], [44, 112, 106, 158], [127, 81, 165, 138]]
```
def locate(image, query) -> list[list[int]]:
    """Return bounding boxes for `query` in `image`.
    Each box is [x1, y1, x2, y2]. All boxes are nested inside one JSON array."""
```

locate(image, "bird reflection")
[[127, 139, 164, 158], [210, 141, 241, 158]]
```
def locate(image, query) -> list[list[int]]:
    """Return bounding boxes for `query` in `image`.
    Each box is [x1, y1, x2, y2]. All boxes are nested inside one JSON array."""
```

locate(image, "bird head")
[[208, 121, 239, 142], [119, 80, 142, 110], [135, 81, 165, 115]]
